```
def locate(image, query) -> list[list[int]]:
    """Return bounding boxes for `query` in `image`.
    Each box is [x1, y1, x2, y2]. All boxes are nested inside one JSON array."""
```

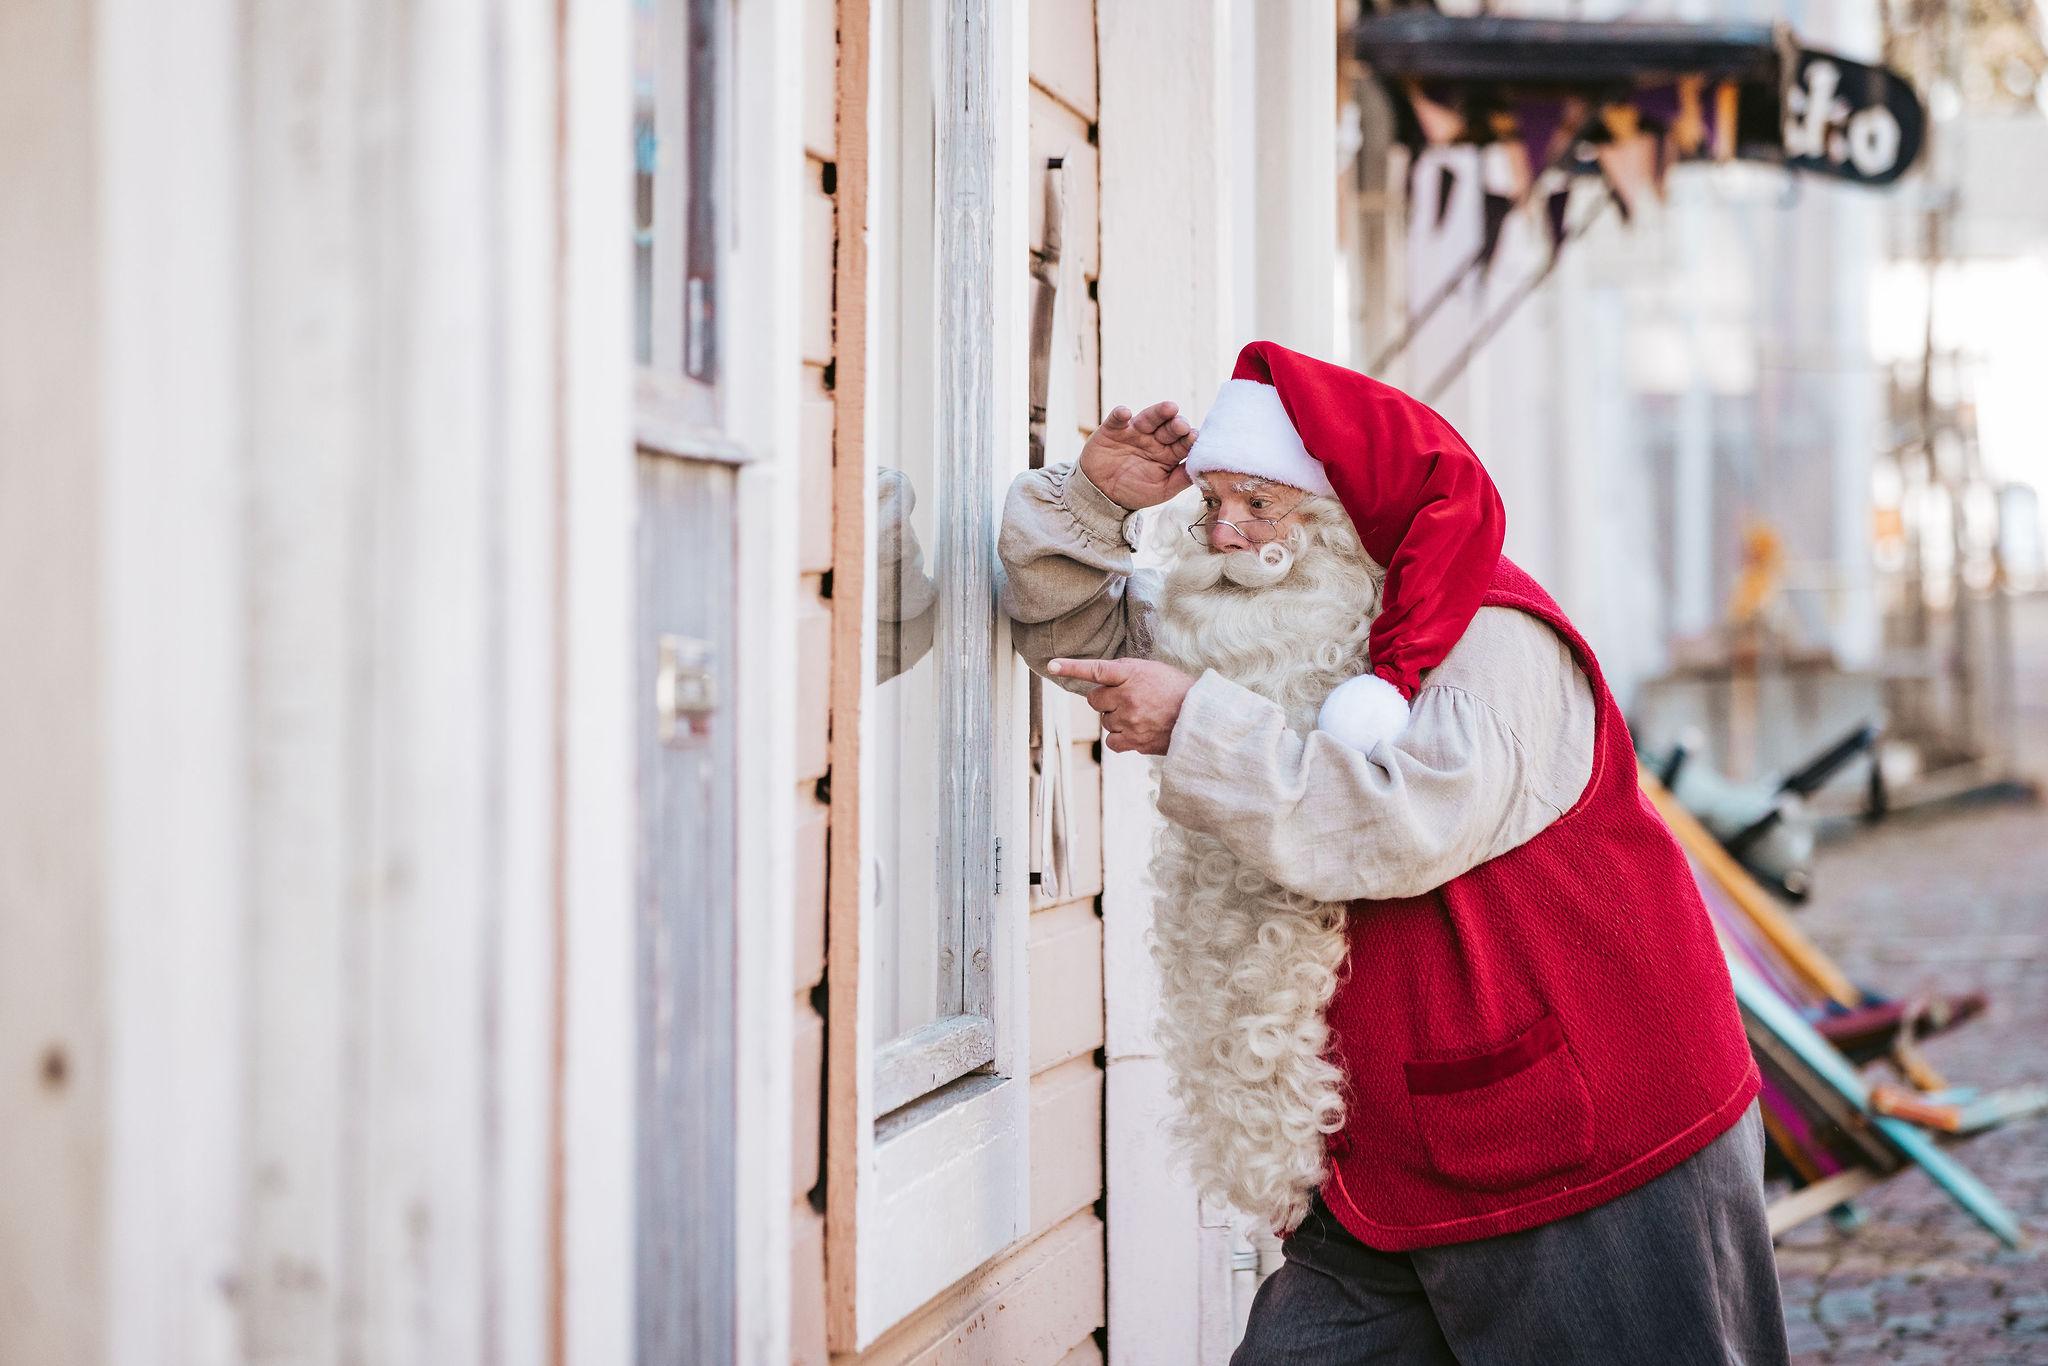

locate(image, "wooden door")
[[634, 452, 739, 1364], [631, 0, 737, 1357]]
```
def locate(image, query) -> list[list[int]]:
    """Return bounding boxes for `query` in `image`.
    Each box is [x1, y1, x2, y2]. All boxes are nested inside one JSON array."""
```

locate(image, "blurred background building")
[[1, 1, 2040, 1364], [1337, 0, 2048, 800]]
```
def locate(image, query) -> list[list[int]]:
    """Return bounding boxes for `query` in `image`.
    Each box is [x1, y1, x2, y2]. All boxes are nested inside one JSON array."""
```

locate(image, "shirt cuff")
[[1158, 670, 1283, 831], [1056, 462, 1136, 548]]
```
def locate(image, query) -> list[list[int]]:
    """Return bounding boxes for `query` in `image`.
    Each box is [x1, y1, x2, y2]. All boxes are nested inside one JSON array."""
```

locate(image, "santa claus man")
[[999, 342, 1788, 1363]]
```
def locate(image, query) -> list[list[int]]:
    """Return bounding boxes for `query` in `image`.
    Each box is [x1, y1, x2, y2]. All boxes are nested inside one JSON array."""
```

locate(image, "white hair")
[[1146, 495, 1384, 1232]]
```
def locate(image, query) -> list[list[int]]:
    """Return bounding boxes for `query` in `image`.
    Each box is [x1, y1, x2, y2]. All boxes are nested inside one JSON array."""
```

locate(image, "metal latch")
[[656, 634, 717, 745]]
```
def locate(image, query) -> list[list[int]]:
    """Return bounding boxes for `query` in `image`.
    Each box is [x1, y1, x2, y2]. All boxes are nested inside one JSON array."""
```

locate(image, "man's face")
[[1193, 476, 1312, 553], [1153, 482, 1379, 717]]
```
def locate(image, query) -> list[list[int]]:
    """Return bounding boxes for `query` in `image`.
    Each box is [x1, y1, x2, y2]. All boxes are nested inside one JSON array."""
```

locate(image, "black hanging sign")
[[1780, 49, 1926, 186]]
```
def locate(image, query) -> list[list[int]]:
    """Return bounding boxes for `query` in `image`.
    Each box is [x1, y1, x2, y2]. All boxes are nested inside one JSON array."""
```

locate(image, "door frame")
[[610, 0, 806, 1360]]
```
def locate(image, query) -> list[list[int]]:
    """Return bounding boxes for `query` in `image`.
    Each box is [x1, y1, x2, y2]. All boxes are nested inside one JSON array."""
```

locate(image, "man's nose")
[[1207, 519, 1252, 552]]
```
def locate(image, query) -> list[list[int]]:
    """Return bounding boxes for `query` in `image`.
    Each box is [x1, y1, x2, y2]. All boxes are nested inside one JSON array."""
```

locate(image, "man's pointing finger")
[[1047, 657, 1130, 686]]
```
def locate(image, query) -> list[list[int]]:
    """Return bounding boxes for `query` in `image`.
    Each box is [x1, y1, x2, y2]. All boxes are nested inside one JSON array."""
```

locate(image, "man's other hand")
[[1048, 657, 1196, 756], [1078, 401, 1196, 511]]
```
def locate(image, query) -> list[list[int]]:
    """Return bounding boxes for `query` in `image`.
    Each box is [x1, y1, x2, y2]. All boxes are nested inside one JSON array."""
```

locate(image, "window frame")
[[825, 0, 1034, 1350], [633, 0, 722, 409], [864, 0, 1000, 1118]]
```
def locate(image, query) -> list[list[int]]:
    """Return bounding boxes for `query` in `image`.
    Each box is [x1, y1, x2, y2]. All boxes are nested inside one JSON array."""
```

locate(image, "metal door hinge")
[[656, 634, 717, 745], [994, 837, 1005, 896]]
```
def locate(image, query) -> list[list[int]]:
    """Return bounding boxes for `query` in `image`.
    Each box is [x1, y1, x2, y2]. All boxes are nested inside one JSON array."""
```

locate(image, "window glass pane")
[[871, 0, 959, 1047], [634, 0, 719, 411], [633, 0, 679, 370]]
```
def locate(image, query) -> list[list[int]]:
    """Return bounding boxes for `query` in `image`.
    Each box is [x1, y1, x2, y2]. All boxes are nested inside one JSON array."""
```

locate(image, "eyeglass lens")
[[1189, 517, 1284, 544]]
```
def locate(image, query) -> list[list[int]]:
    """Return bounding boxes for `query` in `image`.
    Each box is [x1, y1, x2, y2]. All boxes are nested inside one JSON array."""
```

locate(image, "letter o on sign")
[[1848, 106, 1903, 178]]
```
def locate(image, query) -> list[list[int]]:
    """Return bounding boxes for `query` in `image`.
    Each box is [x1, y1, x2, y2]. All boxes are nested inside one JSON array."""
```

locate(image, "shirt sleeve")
[[875, 467, 937, 683], [996, 462, 1164, 691], [1154, 606, 1596, 901]]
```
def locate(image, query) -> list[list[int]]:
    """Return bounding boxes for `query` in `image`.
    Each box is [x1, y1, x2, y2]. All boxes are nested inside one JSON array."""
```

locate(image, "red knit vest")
[[1315, 558, 1760, 1251]]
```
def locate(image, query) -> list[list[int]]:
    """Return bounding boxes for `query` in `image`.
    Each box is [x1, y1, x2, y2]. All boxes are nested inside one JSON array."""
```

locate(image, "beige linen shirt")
[[997, 462, 1598, 901]]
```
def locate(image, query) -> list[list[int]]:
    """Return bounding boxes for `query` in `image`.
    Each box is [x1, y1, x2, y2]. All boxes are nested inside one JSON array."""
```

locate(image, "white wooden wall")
[[1097, 3, 1238, 1361], [0, 0, 640, 1360], [1097, 2, 1340, 1359], [1, 4, 114, 1361]]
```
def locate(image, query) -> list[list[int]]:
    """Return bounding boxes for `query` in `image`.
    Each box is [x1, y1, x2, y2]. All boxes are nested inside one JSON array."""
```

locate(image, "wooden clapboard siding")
[[793, 1200, 830, 1365], [1029, 0, 1098, 121], [799, 368, 837, 574], [1031, 690, 1105, 908], [803, 169, 837, 368], [1030, 901, 1104, 1072], [1027, 91, 1100, 282], [796, 597, 834, 783], [1026, 86, 1103, 436], [851, 1210, 1107, 1366], [803, 0, 838, 162], [1030, 1054, 1105, 1235], [1019, 10, 1107, 1365], [793, 995, 825, 1198], [793, 2, 840, 1362], [794, 791, 829, 992], [1064, 745, 1105, 900], [1073, 295, 1102, 436], [1011, 13, 1105, 1366], [1060, 683, 1102, 741]]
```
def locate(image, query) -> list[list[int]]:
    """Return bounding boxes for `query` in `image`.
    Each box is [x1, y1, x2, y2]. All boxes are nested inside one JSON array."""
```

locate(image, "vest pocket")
[[1402, 1012, 1594, 1192]]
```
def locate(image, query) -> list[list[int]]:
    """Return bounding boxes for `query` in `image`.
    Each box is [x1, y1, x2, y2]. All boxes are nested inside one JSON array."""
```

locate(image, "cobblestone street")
[[1772, 794, 2048, 1363]]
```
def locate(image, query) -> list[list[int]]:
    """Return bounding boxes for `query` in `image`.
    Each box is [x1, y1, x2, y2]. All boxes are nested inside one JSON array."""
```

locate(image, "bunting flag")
[[1544, 182, 1571, 255], [1480, 134, 1534, 202], [1593, 105, 1663, 222], [1479, 192, 1515, 272], [1359, 15, 1927, 396], [1671, 74, 1709, 156], [1405, 81, 1468, 146], [1476, 137, 1532, 273]]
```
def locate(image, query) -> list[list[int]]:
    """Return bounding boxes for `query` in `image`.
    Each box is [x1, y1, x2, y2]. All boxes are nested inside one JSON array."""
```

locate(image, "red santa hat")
[[1183, 341, 1507, 753]]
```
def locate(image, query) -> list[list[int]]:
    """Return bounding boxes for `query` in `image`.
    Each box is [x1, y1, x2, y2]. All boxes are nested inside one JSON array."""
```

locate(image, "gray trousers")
[[1232, 1102, 1789, 1365]]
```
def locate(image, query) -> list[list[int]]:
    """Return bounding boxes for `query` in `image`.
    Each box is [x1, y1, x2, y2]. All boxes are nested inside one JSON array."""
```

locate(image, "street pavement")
[[1770, 796, 2048, 1364]]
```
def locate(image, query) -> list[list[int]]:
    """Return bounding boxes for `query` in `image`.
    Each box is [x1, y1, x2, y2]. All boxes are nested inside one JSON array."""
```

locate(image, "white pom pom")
[[1317, 674, 1410, 754]]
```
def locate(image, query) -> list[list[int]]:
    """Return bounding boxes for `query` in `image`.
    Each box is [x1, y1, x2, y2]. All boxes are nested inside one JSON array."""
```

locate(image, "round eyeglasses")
[[1187, 495, 1307, 545]]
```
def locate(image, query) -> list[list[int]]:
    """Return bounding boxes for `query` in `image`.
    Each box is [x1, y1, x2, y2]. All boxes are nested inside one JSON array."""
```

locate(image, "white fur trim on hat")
[[1185, 379, 1334, 497], [1317, 674, 1410, 754]]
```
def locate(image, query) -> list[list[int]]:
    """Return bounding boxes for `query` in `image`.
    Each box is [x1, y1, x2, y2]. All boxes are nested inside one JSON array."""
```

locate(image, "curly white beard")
[[1147, 497, 1383, 1232]]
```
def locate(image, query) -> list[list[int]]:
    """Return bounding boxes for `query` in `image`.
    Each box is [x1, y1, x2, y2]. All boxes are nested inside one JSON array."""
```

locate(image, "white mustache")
[[1168, 537, 1300, 593]]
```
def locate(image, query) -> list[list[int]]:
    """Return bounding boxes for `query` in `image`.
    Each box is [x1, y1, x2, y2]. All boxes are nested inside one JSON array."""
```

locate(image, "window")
[[869, 0, 999, 1116], [634, 0, 727, 446], [827, 0, 1030, 1348]]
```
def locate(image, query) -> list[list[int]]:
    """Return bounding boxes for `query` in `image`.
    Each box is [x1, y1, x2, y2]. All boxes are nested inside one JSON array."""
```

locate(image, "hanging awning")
[[1352, 14, 1783, 87], [1349, 11, 1926, 188]]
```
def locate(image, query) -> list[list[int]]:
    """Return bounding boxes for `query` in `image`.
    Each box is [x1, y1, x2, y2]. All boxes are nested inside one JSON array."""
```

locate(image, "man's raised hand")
[[1078, 401, 1196, 511], [1048, 656, 1197, 756]]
